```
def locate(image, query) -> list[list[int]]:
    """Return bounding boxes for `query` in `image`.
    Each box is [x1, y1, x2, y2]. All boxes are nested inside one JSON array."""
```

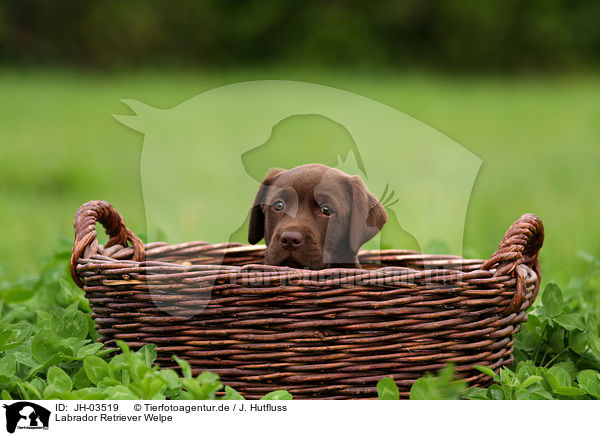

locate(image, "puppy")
[[248, 164, 387, 269]]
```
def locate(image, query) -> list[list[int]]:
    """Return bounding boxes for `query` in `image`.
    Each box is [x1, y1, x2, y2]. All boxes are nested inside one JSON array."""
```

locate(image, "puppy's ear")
[[248, 168, 284, 244], [348, 176, 387, 253]]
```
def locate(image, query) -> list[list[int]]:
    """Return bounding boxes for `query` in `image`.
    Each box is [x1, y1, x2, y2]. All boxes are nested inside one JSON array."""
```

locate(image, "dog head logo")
[[115, 80, 481, 317], [3, 402, 50, 433]]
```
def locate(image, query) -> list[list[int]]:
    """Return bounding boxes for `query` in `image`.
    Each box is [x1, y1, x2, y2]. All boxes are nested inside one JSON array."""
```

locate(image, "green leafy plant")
[[462, 275, 600, 400], [377, 377, 400, 400], [401, 253, 600, 400], [409, 365, 466, 400], [0, 248, 290, 401]]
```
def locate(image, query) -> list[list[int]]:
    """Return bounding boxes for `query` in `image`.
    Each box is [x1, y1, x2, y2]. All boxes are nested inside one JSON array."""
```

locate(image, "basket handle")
[[482, 213, 544, 314], [70, 200, 145, 288]]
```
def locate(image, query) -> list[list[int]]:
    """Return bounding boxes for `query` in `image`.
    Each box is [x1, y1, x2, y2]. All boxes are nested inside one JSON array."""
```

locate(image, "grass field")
[[1, 68, 600, 289]]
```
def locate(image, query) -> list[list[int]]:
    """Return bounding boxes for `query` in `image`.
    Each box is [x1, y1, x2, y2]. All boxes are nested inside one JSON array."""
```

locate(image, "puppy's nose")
[[280, 231, 304, 249]]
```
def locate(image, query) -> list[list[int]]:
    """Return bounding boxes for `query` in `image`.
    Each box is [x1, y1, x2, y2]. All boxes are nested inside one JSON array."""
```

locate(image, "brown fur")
[[248, 164, 387, 269]]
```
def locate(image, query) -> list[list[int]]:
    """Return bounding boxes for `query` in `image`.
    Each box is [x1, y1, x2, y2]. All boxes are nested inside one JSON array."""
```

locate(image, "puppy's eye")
[[272, 200, 285, 211], [320, 205, 333, 216]]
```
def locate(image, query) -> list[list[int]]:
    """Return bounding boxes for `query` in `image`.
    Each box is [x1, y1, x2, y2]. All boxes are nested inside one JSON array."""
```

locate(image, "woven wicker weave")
[[70, 200, 544, 399]]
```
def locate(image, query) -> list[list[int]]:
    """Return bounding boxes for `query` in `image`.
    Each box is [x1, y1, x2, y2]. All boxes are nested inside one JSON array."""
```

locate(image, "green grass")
[[1, 68, 599, 288]]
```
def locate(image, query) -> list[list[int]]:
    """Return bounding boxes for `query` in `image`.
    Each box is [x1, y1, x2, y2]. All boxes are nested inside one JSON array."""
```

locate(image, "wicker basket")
[[70, 200, 544, 399]]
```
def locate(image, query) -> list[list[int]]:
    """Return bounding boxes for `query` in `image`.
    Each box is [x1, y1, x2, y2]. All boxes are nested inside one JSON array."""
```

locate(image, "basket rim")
[[86, 242, 487, 265], [70, 200, 544, 313]]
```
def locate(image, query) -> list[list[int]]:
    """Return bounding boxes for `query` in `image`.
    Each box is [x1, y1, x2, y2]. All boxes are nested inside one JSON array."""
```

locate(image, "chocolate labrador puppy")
[[248, 164, 387, 269]]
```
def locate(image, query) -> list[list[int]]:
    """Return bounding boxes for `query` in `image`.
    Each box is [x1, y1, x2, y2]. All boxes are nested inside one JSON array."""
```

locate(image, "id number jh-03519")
[[66, 403, 119, 412]]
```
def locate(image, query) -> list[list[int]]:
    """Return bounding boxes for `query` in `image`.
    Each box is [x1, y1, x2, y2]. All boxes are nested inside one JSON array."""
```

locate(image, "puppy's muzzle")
[[279, 231, 305, 250]]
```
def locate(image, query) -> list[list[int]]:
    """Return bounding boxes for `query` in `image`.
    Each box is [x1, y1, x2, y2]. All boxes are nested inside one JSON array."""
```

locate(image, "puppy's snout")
[[280, 231, 304, 249]]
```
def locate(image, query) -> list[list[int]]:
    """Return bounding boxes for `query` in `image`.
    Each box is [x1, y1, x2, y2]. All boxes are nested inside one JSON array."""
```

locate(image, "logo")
[[115, 80, 481, 318], [3, 402, 50, 433]]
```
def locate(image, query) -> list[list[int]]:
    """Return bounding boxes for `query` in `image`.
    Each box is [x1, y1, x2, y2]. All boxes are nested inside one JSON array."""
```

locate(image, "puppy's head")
[[248, 164, 387, 269]]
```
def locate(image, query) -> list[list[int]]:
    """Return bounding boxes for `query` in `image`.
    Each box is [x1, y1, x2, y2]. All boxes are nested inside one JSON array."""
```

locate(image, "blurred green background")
[[1, 1, 599, 286], [3, 0, 600, 70]]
